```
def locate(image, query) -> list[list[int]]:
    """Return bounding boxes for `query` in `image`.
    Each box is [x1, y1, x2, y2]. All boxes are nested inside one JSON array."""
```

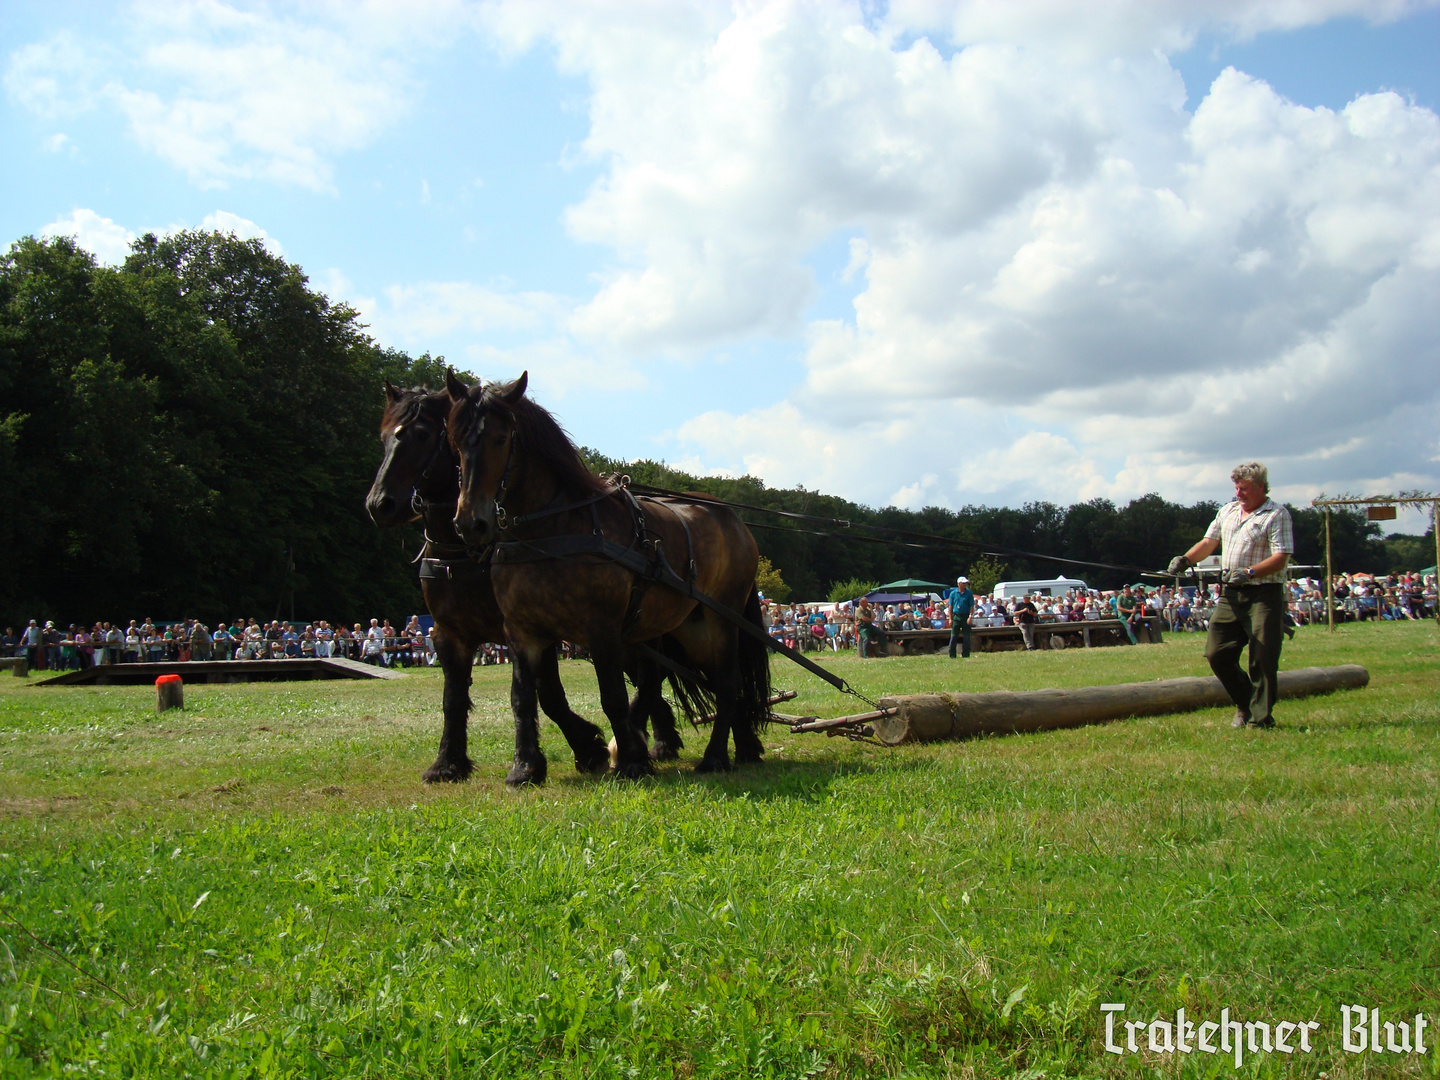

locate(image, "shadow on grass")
[[543, 750, 926, 804]]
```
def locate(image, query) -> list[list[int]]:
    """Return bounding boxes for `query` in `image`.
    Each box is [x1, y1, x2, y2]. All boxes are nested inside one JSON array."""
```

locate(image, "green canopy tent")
[[864, 578, 952, 605]]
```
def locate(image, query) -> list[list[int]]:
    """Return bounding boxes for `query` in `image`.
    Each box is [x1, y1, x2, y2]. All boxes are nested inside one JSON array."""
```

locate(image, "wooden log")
[[155, 674, 184, 713], [872, 664, 1370, 745]]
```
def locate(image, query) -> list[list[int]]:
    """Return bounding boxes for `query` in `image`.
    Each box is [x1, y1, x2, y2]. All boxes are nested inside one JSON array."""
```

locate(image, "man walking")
[[1168, 461, 1293, 729], [946, 576, 974, 658]]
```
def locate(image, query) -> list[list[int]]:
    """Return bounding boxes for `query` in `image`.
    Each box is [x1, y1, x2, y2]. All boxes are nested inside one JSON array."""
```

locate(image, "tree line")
[[0, 232, 443, 627], [1, 232, 1423, 626]]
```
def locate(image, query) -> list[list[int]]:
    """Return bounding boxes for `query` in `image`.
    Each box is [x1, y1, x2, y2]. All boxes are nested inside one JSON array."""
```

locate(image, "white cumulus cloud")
[[40, 209, 136, 265], [480, 0, 1440, 509], [6, 1, 465, 191]]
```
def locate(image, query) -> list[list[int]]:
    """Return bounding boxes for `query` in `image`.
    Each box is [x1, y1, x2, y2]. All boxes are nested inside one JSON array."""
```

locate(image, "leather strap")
[[491, 532, 848, 693], [420, 557, 490, 581]]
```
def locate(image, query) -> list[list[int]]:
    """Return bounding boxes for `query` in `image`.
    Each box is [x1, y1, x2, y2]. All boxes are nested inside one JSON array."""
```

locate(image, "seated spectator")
[[362, 628, 384, 665]]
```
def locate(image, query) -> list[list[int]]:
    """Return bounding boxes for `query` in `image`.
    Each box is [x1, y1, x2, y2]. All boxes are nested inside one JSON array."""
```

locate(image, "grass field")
[[1, 621, 1437, 1078]]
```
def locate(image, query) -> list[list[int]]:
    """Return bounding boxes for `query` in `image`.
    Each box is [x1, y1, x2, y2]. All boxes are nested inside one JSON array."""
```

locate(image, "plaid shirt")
[[1205, 498, 1294, 583]]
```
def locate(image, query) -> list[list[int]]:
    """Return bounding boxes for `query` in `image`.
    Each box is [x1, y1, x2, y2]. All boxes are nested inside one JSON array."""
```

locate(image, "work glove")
[[1223, 568, 1254, 587], [1166, 555, 1192, 576]]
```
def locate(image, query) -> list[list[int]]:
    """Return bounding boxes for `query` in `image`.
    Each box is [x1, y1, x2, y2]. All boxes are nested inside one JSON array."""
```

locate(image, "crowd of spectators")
[[0, 616, 445, 672], [760, 570, 1438, 653], [1307, 571, 1436, 624], [761, 589, 1163, 653], [5, 570, 1432, 671]]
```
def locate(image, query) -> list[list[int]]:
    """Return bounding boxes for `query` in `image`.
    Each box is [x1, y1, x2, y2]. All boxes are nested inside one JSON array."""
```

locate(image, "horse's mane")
[[381, 386, 446, 430], [452, 383, 608, 498], [506, 393, 609, 497]]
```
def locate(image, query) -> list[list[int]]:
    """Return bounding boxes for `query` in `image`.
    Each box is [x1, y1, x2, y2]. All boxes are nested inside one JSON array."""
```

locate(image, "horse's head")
[[365, 380, 456, 528], [448, 369, 528, 547]]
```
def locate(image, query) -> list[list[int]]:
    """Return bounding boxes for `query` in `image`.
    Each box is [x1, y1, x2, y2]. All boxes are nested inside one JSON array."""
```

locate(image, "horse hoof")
[[734, 748, 764, 766], [505, 757, 548, 788], [574, 738, 610, 775], [613, 758, 655, 780], [422, 758, 474, 784], [650, 739, 682, 762], [694, 755, 732, 774]]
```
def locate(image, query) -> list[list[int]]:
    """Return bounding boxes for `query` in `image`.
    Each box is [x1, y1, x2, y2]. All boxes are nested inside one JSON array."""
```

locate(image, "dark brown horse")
[[446, 371, 771, 778], [365, 384, 684, 785]]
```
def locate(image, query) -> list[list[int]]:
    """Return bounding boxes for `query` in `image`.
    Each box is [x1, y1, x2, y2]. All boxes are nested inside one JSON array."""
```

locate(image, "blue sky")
[[4, 1, 1438, 532]]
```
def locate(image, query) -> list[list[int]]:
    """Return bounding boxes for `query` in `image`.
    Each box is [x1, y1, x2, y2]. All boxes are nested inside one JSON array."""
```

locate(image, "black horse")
[[447, 371, 771, 779], [364, 383, 685, 785]]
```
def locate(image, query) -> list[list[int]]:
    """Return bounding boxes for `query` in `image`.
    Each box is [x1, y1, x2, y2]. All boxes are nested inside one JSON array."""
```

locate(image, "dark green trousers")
[[859, 626, 885, 658], [1205, 582, 1285, 725], [948, 620, 971, 658]]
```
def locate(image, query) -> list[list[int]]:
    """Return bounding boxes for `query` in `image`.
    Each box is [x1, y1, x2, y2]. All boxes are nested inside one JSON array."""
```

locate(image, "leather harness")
[[479, 479, 849, 694]]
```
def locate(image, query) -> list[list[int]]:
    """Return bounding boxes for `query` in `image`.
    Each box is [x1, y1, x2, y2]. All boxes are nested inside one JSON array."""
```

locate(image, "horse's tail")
[[657, 636, 716, 729], [736, 585, 773, 731]]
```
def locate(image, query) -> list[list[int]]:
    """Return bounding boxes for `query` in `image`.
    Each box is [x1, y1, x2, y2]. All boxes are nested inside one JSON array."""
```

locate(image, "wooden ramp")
[[33, 657, 404, 686]]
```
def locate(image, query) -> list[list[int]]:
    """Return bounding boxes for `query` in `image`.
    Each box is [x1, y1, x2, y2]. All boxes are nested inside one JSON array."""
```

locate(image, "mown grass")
[[0, 621, 1437, 1078]]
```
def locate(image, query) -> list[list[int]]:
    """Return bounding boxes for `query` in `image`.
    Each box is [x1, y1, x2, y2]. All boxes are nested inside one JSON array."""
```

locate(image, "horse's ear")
[[445, 369, 468, 402], [500, 371, 528, 404], [383, 379, 401, 403]]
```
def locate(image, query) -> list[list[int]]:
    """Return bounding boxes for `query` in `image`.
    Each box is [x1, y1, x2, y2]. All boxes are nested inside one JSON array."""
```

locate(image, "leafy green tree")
[[826, 578, 878, 603], [0, 232, 444, 626], [964, 555, 1008, 597], [755, 555, 790, 602], [1289, 504, 1384, 577], [1380, 533, 1432, 573]]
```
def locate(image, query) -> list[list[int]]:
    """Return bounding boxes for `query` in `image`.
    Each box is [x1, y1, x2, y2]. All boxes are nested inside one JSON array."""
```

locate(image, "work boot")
[[1231, 709, 1251, 728]]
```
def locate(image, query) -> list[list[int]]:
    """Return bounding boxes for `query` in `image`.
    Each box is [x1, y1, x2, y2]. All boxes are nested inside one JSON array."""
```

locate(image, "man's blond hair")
[[1231, 461, 1268, 492]]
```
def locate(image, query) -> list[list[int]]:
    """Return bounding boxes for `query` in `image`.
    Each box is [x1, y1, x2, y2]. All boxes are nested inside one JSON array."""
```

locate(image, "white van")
[[992, 576, 1089, 600]]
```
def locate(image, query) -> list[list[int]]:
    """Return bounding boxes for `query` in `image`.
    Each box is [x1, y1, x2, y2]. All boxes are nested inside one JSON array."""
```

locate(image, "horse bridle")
[[461, 398, 518, 532], [405, 412, 459, 517]]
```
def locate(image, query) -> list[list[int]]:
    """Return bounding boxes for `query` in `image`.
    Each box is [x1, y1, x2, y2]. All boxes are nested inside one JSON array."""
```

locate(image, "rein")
[[621, 481, 1160, 580]]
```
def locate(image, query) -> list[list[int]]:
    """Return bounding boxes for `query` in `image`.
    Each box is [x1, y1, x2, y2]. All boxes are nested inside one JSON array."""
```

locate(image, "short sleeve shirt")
[[1204, 498, 1294, 583], [946, 588, 974, 619]]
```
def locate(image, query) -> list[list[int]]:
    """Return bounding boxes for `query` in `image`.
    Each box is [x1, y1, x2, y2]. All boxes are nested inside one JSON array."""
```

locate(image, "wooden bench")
[[0, 656, 28, 677]]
